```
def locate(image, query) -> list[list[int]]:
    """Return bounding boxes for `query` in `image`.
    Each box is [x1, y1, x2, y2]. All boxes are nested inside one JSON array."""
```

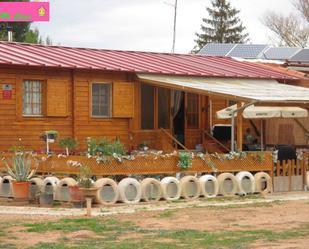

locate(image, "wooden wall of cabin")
[[73, 70, 134, 151], [0, 66, 73, 152], [0, 67, 136, 153]]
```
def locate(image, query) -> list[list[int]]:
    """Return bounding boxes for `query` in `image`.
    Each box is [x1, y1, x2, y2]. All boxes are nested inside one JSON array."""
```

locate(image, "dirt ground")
[[0, 196, 309, 248]]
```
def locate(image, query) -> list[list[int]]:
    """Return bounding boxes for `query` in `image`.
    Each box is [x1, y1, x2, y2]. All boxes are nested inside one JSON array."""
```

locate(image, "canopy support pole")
[[231, 101, 259, 152], [260, 120, 264, 151], [236, 102, 244, 151]]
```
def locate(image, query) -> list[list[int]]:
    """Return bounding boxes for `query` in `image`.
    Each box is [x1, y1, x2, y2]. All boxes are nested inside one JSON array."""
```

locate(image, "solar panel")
[[289, 49, 309, 62], [198, 43, 236, 56], [227, 44, 269, 59], [263, 47, 301, 60]]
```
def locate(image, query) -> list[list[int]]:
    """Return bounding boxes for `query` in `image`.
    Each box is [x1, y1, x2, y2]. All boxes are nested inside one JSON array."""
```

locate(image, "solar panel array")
[[199, 43, 308, 63], [227, 44, 268, 59], [289, 49, 309, 62], [198, 43, 235, 56], [263, 47, 301, 60]]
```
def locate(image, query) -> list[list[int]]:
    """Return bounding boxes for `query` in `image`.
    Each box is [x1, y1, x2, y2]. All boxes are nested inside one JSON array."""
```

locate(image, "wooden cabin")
[[0, 42, 307, 154]]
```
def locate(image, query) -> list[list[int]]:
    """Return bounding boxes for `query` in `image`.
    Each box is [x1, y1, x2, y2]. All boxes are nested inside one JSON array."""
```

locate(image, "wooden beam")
[[236, 102, 243, 151]]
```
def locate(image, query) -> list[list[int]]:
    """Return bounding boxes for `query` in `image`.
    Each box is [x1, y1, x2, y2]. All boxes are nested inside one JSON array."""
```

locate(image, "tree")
[[262, 0, 309, 47], [24, 28, 42, 44], [193, 0, 249, 52], [294, 0, 309, 22]]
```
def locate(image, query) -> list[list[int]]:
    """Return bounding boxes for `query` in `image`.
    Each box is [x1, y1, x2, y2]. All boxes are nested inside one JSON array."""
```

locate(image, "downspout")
[[231, 100, 259, 152]]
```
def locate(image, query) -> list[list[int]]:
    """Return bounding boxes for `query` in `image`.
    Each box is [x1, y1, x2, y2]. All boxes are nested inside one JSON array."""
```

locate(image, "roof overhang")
[[137, 73, 309, 104]]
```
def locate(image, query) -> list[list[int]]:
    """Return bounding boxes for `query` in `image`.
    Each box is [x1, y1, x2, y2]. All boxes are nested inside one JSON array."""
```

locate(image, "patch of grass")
[[24, 218, 134, 234], [204, 200, 283, 210], [157, 209, 176, 218]]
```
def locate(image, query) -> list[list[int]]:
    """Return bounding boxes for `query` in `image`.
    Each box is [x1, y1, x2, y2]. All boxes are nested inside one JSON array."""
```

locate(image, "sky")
[[33, 0, 295, 53]]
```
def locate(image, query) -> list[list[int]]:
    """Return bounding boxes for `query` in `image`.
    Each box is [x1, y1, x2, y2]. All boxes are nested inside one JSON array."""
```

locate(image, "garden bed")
[[0, 151, 272, 176]]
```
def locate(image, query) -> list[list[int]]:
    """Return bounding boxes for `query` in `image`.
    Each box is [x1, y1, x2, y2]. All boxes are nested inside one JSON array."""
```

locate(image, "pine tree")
[[193, 0, 249, 52]]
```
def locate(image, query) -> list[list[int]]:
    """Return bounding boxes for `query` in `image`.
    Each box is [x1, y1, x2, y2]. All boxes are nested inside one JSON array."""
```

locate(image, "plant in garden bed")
[[4, 152, 37, 200], [87, 137, 127, 163], [177, 152, 193, 170], [59, 137, 78, 156]]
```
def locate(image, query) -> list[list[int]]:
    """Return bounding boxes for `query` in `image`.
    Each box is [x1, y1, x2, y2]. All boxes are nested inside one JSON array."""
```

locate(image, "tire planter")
[[118, 178, 142, 204], [55, 177, 77, 202], [29, 177, 44, 200], [12, 181, 30, 200], [236, 171, 255, 195], [199, 175, 219, 198], [41, 176, 59, 205], [141, 178, 162, 202], [161, 177, 181, 201], [254, 172, 272, 194], [94, 178, 119, 205], [180, 175, 201, 200], [217, 173, 239, 197], [0, 176, 14, 198]]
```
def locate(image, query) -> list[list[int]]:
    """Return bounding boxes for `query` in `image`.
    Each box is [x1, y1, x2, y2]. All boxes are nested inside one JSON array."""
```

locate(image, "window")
[[141, 84, 154, 129], [23, 80, 43, 116], [158, 88, 170, 129], [92, 83, 111, 117], [186, 93, 199, 129]]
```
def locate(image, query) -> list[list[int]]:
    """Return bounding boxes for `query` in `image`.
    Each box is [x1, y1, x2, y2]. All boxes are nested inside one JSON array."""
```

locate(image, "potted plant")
[[59, 137, 78, 156], [4, 153, 36, 200], [40, 130, 58, 142], [78, 165, 98, 198]]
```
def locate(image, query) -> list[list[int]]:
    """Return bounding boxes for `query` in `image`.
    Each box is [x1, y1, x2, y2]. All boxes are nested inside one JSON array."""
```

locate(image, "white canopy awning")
[[137, 73, 309, 103], [216, 104, 308, 119]]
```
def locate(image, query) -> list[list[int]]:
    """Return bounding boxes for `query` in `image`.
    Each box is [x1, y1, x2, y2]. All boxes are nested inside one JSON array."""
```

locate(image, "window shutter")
[[113, 82, 134, 118], [47, 79, 68, 117]]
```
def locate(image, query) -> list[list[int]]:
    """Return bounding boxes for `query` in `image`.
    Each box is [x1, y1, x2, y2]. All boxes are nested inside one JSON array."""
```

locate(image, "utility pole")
[[172, 0, 178, 53], [164, 0, 178, 53]]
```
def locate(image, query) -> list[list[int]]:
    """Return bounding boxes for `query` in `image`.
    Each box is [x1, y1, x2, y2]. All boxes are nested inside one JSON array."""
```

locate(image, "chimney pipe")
[[7, 26, 13, 42]]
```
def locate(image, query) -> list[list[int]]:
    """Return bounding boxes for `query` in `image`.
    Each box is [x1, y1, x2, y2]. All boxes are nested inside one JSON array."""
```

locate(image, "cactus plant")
[[4, 153, 36, 182]]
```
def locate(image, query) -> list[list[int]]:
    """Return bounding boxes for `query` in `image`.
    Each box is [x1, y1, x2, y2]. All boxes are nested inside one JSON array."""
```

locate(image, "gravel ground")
[[0, 191, 308, 217]]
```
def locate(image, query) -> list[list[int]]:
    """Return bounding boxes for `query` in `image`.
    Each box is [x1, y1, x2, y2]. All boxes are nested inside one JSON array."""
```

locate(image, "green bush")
[[87, 137, 126, 156]]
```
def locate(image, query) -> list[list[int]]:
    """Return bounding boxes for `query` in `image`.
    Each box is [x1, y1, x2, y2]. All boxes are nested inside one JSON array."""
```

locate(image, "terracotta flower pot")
[[12, 181, 30, 200], [69, 185, 85, 202], [80, 187, 99, 198]]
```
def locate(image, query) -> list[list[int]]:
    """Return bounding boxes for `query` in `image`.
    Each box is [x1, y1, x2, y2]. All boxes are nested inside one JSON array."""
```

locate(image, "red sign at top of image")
[[0, 2, 50, 22]]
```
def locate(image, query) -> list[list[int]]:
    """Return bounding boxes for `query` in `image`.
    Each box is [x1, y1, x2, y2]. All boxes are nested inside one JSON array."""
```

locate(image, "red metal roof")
[[0, 41, 297, 80]]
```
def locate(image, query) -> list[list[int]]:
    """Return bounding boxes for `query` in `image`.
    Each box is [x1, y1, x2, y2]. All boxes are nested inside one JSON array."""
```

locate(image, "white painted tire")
[[306, 171, 309, 190], [42, 176, 59, 192], [55, 177, 77, 202], [118, 178, 142, 204], [199, 175, 219, 198], [180, 176, 201, 200], [94, 178, 119, 205], [0, 176, 14, 197], [29, 177, 44, 199], [161, 177, 181, 201], [141, 178, 162, 202], [254, 172, 272, 194], [236, 171, 255, 195], [217, 173, 239, 197]]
